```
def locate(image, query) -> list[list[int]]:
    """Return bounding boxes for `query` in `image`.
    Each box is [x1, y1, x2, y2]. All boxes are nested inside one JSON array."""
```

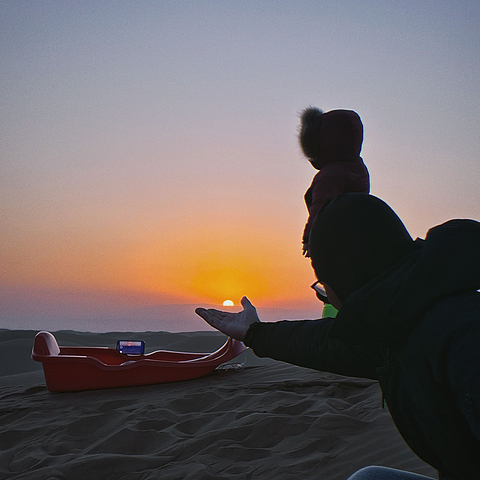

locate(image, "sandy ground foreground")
[[0, 329, 437, 480]]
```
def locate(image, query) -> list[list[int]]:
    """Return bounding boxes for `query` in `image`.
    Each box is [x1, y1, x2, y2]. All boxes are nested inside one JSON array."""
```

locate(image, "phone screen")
[[116, 340, 145, 355]]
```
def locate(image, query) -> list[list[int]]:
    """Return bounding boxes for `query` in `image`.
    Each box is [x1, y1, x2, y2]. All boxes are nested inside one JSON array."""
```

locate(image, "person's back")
[[309, 195, 480, 478], [383, 291, 480, 478], [298, 107, 369, 256]]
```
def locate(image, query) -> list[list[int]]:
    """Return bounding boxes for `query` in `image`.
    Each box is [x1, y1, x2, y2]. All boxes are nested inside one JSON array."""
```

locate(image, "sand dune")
[[0, 329, 436, 479]]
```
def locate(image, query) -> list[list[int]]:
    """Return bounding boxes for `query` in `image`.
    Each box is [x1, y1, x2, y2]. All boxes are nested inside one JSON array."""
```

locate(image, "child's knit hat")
[[299, 107, 363, 161]]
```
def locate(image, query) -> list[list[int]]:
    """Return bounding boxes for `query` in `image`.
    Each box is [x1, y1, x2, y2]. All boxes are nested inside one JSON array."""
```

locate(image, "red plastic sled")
[[32, 331, 246, 392]]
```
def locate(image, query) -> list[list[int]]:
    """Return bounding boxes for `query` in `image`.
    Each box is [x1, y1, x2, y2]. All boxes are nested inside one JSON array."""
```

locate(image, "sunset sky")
[[2, 1, 480, 332]]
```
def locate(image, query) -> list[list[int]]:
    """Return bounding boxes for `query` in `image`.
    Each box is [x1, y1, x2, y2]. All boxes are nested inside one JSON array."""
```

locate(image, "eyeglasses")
[[311, 281, 328, 303]]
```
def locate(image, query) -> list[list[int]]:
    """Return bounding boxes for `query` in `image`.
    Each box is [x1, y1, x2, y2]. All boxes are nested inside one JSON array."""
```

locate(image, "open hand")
[[195, 296, 260, 341]]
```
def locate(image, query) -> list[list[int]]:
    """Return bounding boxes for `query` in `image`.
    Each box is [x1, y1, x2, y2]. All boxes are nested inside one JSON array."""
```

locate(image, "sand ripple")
[[0, 330, 436, 480]]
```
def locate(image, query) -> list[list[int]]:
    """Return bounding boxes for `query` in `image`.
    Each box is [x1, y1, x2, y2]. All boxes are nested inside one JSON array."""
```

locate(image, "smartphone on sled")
[[116, 340, 145, 355]]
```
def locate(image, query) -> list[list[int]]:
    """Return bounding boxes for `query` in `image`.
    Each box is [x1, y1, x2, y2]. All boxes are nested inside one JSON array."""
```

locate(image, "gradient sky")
[[1, 1, 480, 331]]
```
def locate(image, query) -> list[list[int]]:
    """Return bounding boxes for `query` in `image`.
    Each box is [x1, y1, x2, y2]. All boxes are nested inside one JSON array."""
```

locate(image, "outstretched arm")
[[244, 318, 380, 379], [195, 296, 261, 341], [196, 296, 379, 379]]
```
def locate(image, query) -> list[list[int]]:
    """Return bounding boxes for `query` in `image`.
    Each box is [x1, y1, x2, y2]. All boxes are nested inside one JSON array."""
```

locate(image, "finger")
[[241, 296, 251, 308], [196, 307, 226, 317], [204, 309, 229, 320], [195, 309, 211, 323], [195, 309, 219, 325], [241, 296, 256, 312]]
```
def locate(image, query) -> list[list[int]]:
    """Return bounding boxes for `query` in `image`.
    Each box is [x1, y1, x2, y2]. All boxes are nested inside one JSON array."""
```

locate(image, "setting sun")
[[223, 300, 234, 307]]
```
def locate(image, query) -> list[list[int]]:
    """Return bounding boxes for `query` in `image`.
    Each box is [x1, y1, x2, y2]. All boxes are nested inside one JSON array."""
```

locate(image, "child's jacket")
[[303, 157, 370, 245]]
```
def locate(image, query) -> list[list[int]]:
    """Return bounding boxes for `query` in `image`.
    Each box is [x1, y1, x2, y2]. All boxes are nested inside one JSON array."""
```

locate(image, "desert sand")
[[0, 329, 437, 480]]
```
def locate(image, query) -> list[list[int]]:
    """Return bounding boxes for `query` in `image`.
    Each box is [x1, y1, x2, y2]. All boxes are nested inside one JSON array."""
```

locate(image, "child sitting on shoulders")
[[299, 107, 370, 257]]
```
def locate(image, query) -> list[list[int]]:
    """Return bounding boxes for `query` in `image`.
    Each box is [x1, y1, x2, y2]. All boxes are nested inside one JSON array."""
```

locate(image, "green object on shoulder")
[[322, 303, 338, 318]]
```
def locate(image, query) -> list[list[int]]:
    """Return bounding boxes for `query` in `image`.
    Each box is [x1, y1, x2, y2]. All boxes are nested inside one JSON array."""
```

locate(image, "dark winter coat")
[[245, 219, 480, 479]]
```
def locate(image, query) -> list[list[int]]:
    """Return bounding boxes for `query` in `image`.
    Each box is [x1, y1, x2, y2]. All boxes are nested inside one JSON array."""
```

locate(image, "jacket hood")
[[328, 219, 480, 348], [298, 108, 363, 167]]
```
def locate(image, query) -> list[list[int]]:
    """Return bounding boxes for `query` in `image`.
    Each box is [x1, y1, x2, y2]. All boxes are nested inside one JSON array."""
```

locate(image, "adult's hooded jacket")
[[245, 219, 480, 479]]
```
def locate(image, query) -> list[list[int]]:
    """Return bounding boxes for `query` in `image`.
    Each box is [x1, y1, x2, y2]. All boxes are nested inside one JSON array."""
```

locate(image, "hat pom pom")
[[299, 107, 323, 159]]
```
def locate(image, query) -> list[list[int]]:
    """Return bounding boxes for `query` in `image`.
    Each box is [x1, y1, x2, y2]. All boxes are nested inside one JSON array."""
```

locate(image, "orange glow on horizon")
[[188, 254, 270, 304], [149, 219, 317, 306], [1, 208, 318, 310]]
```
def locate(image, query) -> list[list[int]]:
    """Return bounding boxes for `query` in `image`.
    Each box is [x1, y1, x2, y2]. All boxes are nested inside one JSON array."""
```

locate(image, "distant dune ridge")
[[0, 285, 323, 333], [0, 329, 436, 480]]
